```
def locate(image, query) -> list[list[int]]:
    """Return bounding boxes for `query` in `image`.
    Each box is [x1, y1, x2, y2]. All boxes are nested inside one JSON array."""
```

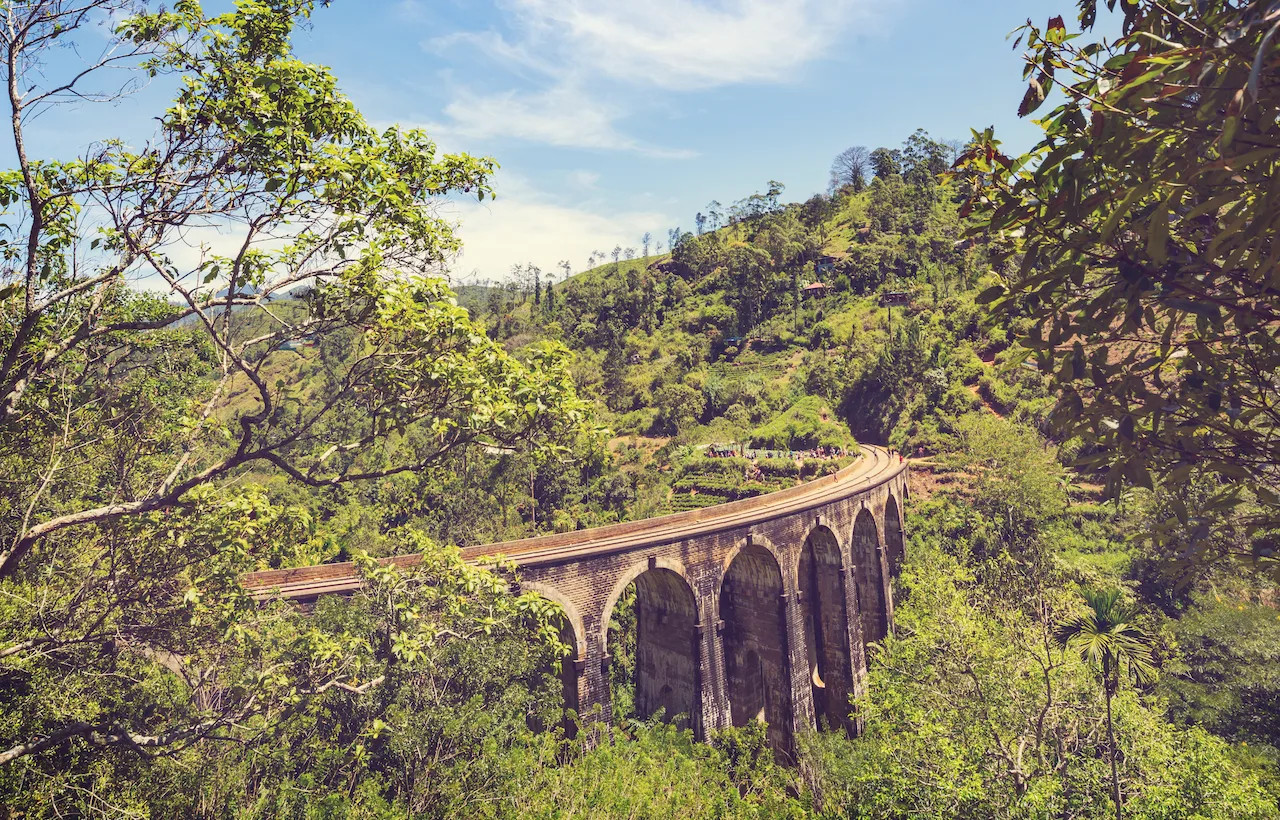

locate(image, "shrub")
[[810, 322, 835, 350], [749, 397, 856, 451]]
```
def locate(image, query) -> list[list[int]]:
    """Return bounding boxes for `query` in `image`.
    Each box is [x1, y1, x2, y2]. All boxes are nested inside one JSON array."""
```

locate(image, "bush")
[[810, 322, 834, 350], [749, 397, 856, 451], [756, 458, 800, 477], [515, 723, 809, 820]]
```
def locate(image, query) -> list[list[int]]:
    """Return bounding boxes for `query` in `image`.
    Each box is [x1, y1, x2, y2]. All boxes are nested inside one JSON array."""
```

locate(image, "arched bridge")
[[244, 446, 908, 756]]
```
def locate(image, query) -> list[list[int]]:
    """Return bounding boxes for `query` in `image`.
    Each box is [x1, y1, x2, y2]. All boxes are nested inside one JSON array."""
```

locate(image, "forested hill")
[[465, 129, 1029, 460], [7, 0, 1280, 815]]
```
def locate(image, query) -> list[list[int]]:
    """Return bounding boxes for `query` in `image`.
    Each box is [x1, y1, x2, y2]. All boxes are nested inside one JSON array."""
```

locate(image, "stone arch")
[[720, 542, 792, 754], [719, 534, 787, 590], [601, 560, 700, 728], [798, 525, 854, 733], [522, 581, 586, 661], [852, 507, 888, 651], [599, 557, 695, 655], [520, 581, 585, 730], [884, 494, 906, 579]]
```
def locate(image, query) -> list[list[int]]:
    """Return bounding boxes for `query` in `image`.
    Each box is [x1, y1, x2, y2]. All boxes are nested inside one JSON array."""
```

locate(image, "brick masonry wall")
[[799, 526, 855, 734], [634, 568, 700, 728], [518, 469, 908, 756]]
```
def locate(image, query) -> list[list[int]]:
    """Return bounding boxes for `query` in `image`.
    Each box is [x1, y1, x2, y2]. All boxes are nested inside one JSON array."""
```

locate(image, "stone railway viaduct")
[[244, 446, 908, 757]]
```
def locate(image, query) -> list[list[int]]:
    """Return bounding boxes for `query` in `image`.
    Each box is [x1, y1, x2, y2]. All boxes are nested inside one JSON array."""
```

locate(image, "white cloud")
[[426, 0, 876, 153], [495, 0, 871, 91], [442, 175, 669, 283], [432, 84, 695, 158], [393, 1, 428, 23], [430, 29, 557, 79], [567, 169, 599, 189]]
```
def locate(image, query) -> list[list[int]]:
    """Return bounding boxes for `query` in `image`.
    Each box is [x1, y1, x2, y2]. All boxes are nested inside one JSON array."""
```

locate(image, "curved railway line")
[[242, 445, 905, 601]]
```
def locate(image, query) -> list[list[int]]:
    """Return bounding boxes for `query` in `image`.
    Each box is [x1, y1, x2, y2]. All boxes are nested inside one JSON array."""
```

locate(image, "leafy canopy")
[[0, 0, 590, 770], [958, 0, 1280, 576]]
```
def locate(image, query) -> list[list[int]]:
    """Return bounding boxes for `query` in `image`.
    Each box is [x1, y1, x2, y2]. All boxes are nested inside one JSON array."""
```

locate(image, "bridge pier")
[[572, 627, 610, 731], [698, 596, 727, 736], [840, 554, 869, 735], [782, 588, 816, 752]]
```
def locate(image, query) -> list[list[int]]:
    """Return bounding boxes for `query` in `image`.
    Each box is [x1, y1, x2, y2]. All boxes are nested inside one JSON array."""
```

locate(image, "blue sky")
[[16, 0, 1112, 285]]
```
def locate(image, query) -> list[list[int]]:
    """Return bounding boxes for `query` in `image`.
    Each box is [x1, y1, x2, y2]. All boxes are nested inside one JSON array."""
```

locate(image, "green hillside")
[[467, 166, 1034, 464], [6, 2, 1280, 818]]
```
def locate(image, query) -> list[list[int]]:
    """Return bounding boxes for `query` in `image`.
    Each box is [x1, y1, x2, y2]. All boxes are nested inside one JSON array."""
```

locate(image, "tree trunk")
[[1106, 687, 1122, 820]]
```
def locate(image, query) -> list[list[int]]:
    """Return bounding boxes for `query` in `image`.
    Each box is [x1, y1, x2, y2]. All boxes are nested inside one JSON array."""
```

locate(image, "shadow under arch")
[[720, 542, 792, 755], [798, 525, 854, 734], [602, 563, 700, 730], [884, 494, 905, 579], [521, 581, 585, 735], [852, 508, 888, 652]]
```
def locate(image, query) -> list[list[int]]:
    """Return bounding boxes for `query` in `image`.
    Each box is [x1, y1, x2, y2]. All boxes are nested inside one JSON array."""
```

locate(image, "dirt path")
[[967, 383, 1006, 419]]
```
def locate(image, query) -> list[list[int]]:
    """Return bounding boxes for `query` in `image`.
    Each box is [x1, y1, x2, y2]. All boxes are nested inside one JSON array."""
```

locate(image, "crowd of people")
[[704, 444, 852, 482], [704, 444, 851, 461]]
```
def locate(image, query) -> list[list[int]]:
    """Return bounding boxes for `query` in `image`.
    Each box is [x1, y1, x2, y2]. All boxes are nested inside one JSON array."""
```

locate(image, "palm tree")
[[1055, 588, 1156, 820]]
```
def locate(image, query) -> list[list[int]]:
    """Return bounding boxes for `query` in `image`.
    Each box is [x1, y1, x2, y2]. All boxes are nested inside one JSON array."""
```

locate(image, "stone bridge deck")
[[244, 445, 909, 757]]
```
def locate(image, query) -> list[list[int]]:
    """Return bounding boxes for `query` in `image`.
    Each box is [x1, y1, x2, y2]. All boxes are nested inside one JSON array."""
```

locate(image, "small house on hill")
[[802, 282, 830, 298]]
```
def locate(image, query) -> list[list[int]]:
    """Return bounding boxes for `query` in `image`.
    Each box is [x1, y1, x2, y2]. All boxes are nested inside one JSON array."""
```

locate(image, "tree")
[[528, 264, 542, 301], [695, 212, 707, 235], [624, 247, 636, 261], [601, 321, 627, 411], [0, 0, 588, 767], [559, 259, 572, 282], [958, 2, 1280, 576], [869, 147, 902, 179], [706, 201, 723, 230], [653, 382, 705, 434], [510, 263, 527, 300], [612, 245, 622, 271], [829, 144, 870, 192], [801, 194, 837, 244], [942, 137, 967, 166], [725, 244, 773, 333], [1056, 588, 1157, 820], [901, 128, 949, 186], [641, 231, 652, 257], [804, 532, 1274, 819], [955, 415, 1068, 553]]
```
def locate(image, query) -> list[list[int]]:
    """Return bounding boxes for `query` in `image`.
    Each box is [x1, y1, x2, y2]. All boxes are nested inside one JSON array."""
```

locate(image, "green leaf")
[[976, 285, 1006, 304], [1047, 15, 1067, 44], [1100, 183, 1149, 242], [1147, 195, 1171, 263], [1019, 77, 1047, 117], [1222, 115, 1240, 149]]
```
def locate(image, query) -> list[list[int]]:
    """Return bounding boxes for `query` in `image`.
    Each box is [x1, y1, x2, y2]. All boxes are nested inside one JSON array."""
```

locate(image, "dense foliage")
[[3, 0, 1280, 817], [0, 0, 589, 792], [960, 0, 1280, 575]]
